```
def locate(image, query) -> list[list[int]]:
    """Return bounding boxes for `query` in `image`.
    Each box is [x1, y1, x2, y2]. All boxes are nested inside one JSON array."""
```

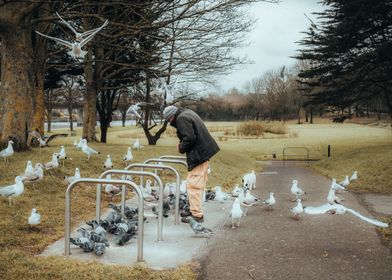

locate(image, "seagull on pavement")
[[0, 140, 14, 163], [290, 199, 304, 219], [214, 186, 228, 203], [0, 176, 25, 206], [327, 187, 344, 205], [290, 179, 306, 201], [28, 208, 41, 226], [262, 192, 276, 210], [304, 203, 389, 228], [229, 198, 243, 228]]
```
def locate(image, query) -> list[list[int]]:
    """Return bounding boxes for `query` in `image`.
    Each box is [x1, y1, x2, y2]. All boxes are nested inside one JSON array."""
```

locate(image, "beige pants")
[[186, 161, 209, 218]]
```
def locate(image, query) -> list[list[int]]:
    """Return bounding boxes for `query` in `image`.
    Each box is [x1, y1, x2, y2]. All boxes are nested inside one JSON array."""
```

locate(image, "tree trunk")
[[47, 109, 52, 132], [99, 118, 109, 143], [82, 51, 97, 141], [69, 107, 74, 131], [310, 107, 313, 124], [0, 27, 34, 150], [121, 111, 126, 127]]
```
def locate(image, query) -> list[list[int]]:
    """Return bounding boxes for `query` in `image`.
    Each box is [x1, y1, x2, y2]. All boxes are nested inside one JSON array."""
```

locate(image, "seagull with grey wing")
[[24, 163, 44, 185], [0, 176, 25, 206], [304, 203, 389, 228], [126, 102, 152, 120], [28, 208, 41, 226], [290, 179, 306, 201], [36, 15, 107, 60], [327, 187, 344, 205], [229, 198, 243, 228], [154, 74, 175, 104], [0, 140, 14, 163], [81, 139, 100, 160], [290, 198, 304, 220], [56, 12, 108, 42], [64, 167, 81, 185], [189, 217, 213, 236], [262, 192, 276, 210]]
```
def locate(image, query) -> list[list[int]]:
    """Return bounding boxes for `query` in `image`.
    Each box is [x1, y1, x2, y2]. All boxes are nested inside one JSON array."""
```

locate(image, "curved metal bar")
[[65, 178, 144, 262], [159, 155, 187, 161], [126, 163, 181, 225], [143, 158, 187, 224], [98, 169, 164, 241], [283, 146, 310, 166]]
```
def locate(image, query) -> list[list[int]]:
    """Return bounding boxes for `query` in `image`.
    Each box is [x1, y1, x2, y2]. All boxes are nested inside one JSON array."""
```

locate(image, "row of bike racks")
[[64, 155, 187, 263]]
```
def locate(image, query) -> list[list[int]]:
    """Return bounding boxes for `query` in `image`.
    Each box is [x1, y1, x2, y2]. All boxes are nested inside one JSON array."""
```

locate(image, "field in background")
[[0, 121, 391, 278]]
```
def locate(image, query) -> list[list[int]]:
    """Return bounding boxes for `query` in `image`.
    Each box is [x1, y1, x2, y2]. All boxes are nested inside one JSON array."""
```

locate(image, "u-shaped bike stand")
[[98, 169, 165, 241], [65, 178, 144, 262], [159, 155, 187, 161], [125, 163, 181, 225]]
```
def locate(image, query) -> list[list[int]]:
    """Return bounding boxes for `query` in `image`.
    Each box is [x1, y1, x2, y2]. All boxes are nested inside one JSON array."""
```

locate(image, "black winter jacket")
[[170, 108, 220, 171]]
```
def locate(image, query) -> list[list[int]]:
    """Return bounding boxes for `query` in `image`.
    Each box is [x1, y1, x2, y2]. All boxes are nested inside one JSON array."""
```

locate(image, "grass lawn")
[[0, 120, 391, 278]]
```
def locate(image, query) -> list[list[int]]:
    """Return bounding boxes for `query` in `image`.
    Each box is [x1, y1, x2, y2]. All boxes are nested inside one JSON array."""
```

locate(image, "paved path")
[[198, 162, 392, 280]]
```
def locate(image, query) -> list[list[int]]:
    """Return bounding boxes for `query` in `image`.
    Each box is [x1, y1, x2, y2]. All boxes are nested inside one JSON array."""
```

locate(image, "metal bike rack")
[[159, 155, 187, 161], [126, 163, 182, 225], [65, 178, 144, 262], [98, 169, 165, 241], [144, 158, 187, 224], [283, 146, 310, 166]]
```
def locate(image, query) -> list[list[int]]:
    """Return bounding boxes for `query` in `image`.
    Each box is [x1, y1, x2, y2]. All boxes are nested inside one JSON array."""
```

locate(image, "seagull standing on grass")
[[133, 139, 142, 150], [350, 171, 358, 181], [290, 179, 306, 201], [24, 163, 44, 185], [290, 199, 304, 219], [0, 176, 25, 206], [81, 139, 100, 160], [0, 140, 14, 163], [28, 208, 41, 226], [65, 168, 81, 185], [262, 192, 276, 210], [104, 155, 113, 169], [123, 147, 133, 163], [229, 198, 243, 228], [74, 138, 83, 149], [339, 175, 350, 188], [24, 161, 35, 177], [58, 145, 67, 166], [43, 153, 60, 171]]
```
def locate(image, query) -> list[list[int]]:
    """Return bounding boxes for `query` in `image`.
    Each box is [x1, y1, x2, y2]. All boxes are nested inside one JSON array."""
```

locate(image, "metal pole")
[[65, 178, 144, 262], [143, 158, 187, 225], [159, 155, 187, 161], [98, 169, 164, 241]]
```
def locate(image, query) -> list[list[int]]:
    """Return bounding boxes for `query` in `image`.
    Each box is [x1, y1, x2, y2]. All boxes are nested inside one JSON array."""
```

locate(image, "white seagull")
[[0, 140, 14, 163], [0, 176, 25, 206], [56, 12, 108, 42], [327, 187, 343, 205], [74, 138, 84, 149], [154, 74, 175, 104], [231, 184, 242, 197], [214, 186, 228, 203], [133, 139, 142, 150], [126, 102, 152, 120], [242, 170, 256, 190], [28, 208, 41, 226], [23, 161, 35, 177], [43, 153, 60, 171], [304, 203, 389, 228], [240, 189, 260, 216], [290, 179, 306, 201], [104, 174, 121, 201], [290, 198, 304, 219], [350, 171, 358, 181], [229, 198, 243, 228], [123, 147, 133, 163], [339, 175, 350, 188], [104, 155, 113, 169], [262, 192, 276, 210], [24, 163, 44, 184], [331, 178, 346, 192], [81, 139, 100, 160], [65, 167, 81, 185], [58, 145, 67, 166]]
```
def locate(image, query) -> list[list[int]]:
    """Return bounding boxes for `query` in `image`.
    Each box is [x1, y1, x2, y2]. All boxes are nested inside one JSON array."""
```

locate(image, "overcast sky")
[[218, 0, 325, 92]]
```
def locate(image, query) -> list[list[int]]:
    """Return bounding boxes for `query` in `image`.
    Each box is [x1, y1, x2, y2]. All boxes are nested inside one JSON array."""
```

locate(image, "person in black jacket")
[[163, 105, 220, 223]]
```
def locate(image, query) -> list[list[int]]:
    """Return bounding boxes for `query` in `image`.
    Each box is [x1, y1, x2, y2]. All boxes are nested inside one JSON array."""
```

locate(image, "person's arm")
[[176, 116, 196, 153]]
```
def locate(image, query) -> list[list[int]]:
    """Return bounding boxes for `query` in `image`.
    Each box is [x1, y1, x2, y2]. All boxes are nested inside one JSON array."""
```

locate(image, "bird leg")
[[237, 220, 240, 228], [231, 219, 235, 229], [8, 197, 12, 207]]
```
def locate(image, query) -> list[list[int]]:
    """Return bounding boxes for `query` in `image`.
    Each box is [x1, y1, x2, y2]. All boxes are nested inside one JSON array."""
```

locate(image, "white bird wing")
[[85, 146, 98, 154], [35, 31, 72, 48], [304, 203, 336, 215], [0, 184, 16, 196], [79, 20, 108, 48], [345, 208, 389, 228], [56, 12, 80, 36]]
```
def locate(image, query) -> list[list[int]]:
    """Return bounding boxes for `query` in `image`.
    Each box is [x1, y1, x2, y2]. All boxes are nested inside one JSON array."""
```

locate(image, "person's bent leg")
[[186, 161, 209, 218]]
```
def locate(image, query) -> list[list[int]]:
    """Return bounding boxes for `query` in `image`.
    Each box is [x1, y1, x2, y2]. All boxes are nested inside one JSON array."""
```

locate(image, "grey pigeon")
[[189, 217, 213, 235], [70, 237, 94, 252], [115, 232, 134, 246], [93, 242, 107, 256]]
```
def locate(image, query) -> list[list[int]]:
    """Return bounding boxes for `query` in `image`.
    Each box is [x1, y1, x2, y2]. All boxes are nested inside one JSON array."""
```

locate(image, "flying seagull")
[[27, 130, 68, 147], [126, 102, 152, 120], [56, 12, 108, 42], [304, 203, 389, 228]]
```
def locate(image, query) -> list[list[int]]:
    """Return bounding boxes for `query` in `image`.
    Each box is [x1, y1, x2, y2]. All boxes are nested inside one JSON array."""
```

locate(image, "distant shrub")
[[237, 121, 288, 136], [237, 121, 265, 136]]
